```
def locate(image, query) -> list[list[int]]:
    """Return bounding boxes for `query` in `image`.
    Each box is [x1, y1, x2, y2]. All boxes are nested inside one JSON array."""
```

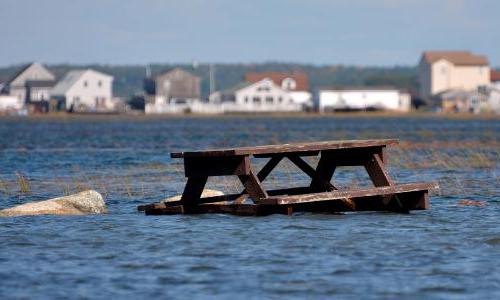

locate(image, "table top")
[[171, 139, 398, 158]]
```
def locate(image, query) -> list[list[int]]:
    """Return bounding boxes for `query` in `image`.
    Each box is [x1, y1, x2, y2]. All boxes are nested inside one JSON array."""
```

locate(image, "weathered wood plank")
[[238, 170, 268, 203], [137, 186, 316, 211], [260, 182, 439, 205], [144, 188, 433, 216], [310, 151, 337, 192], [184, 156, 250, 177], [171, 139, 398, 158], [364, 153, 394, 187], [179, 176, 208, 210]]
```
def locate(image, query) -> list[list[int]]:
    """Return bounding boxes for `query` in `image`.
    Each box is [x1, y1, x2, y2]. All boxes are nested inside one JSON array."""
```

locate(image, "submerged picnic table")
[[138, 139, 438, 216]]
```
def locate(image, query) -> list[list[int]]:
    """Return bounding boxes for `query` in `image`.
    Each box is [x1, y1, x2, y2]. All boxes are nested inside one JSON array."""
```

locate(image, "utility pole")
[[209, 64, 216, 95]]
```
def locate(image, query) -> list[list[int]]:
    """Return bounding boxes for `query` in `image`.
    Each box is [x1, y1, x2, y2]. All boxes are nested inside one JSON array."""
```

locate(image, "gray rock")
[[0, 190, 107, 217], [160, 189, 224, 203]]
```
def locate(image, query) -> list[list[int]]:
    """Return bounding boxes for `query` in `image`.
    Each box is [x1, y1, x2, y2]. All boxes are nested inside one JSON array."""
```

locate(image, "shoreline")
[[0, 111, 499, 120]]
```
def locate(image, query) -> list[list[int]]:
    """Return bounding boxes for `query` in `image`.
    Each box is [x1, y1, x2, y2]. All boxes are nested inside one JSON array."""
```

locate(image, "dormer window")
[[83, 81, 88, 87], [282, 78, 296, 90]]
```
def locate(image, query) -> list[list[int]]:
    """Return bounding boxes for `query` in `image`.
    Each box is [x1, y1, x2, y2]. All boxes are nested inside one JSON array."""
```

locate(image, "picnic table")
[[138, 139, 438, 216]]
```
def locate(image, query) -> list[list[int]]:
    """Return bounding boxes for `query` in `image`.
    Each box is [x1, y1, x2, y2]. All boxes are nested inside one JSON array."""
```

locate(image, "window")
[[253, 96, 261, 103], [83, 81, 88, 87], [278, 97, 283, 103], [265, 96, 273, 103], [244, 96, 249, 103], [98, 80, 102, 87], [282, 78, 296, 90], [441, 67, 446, 74]]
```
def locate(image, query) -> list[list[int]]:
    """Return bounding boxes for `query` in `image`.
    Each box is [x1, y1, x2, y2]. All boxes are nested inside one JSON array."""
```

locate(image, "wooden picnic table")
[[139, 139, 438, 216]]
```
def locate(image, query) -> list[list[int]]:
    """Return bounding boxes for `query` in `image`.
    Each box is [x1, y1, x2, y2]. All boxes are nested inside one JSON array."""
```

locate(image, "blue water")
[[0, 115, 499, 299]]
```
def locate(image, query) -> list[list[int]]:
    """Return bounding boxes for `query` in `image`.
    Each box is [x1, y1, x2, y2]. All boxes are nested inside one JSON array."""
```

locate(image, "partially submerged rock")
[[0, 190, 107, 217], [160, 189, 224, 203]]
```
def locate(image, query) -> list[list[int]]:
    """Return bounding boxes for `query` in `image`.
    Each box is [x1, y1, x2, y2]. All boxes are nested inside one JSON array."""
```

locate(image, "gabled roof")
[[51, 69, 112, 95], [5, 62, 55, 85], [245, 71, 309, 91], [422, 51, 489, 66], [152, 67, 199, 80]]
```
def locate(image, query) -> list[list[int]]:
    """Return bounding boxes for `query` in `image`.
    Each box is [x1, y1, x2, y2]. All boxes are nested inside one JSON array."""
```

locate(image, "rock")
[[160, 189, 224, 203], [0, 190, 107, 217]]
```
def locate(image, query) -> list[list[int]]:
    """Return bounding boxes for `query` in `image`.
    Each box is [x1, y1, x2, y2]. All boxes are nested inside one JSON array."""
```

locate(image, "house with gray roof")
[[51, 69, 114, 112], [0, 62, 56, 109]]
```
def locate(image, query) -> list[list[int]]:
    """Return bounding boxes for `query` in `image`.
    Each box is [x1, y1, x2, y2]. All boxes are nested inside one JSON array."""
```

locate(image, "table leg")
[[287, 155, 335, 192], [239, 170, 268, 204], [235, 156, 282, 203], [180, 176, 208, 212], [310, 153, 337, 192], [364, 153, 394, 187]]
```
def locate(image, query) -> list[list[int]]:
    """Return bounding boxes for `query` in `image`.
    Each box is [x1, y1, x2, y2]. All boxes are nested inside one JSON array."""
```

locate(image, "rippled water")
[[0, 115, 499, 299]]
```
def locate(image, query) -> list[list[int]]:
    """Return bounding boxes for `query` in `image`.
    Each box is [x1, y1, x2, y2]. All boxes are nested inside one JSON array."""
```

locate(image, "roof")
[[491, 70, 500, 82], [152, 67, 199, 80], [422, 51, 489, 66], [318, 86, 400, 92], [218, 81, 253, 94], [245, 71, 309, 91], [51, 69, 112, 95], [5, 62, 55, 85]]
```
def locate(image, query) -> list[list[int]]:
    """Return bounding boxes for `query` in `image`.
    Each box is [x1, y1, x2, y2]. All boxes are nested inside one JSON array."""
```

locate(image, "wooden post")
[[310, 151, 337, 192], [239, 170, 268, 204], [180, 176, 208, 213]]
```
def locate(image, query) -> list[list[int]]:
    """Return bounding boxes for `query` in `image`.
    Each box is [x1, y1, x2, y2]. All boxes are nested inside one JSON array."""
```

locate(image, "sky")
[[0, 0, 499, 67]]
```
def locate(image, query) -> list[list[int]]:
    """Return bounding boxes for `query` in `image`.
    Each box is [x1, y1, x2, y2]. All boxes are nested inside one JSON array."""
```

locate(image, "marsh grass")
[[1, 140, 497, 202], [15, 172, 30, 194]]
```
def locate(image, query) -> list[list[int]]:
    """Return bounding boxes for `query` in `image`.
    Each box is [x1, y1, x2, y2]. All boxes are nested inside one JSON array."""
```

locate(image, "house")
[[436, 89, 489, 114], [318, 87, 411, 112], [0, 63, 56, 107], [208, 78, 302, 112], [144, 68, 200, 113], [245, 71, 312, 108], [418, 51, 490, 100], [51, 69, 115, 112]]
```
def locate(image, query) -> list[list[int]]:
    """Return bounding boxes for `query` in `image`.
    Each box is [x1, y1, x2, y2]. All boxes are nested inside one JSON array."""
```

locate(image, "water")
[[0, 115, 499, 299]]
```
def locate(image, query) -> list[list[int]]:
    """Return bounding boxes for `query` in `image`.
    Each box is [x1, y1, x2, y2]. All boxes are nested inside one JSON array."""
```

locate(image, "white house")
[[208, 78, 302, 112], [245, 72, 313, 108], [51, 69, 115, 112], [318, 88, 411, 112], [418, 51, 490, 100]]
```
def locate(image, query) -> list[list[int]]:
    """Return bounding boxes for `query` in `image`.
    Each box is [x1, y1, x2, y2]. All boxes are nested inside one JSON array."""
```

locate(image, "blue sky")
[[0, 0, 498, 67]]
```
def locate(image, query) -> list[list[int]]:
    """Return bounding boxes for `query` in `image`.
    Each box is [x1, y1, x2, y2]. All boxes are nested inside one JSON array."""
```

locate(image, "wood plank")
[[238, 170, 268, 203], [184, 156, 250, 177], [171, 139, 399, 158], [137, 186, 315, 211], [309, 151, 337, 192], [364, 153, 394, 187], [179, 176, 208, 210], [236, 156, 282, 203], [144, 189, 432, 216], [260, 182, 439, 205]]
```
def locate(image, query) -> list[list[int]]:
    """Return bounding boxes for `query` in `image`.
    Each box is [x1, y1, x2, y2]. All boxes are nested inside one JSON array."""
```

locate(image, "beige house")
[[418, 51, 490, 100]]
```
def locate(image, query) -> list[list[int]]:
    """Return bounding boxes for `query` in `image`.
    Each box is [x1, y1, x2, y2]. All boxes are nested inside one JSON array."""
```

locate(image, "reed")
[[15, 172, 30, 194]]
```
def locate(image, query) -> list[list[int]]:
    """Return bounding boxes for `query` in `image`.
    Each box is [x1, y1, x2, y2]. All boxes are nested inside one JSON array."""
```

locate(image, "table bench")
[[138, 139, 438, 216]]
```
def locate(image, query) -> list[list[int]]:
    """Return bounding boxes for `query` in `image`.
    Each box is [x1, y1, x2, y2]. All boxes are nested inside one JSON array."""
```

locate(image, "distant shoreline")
[[1, 111, 499, 120]]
